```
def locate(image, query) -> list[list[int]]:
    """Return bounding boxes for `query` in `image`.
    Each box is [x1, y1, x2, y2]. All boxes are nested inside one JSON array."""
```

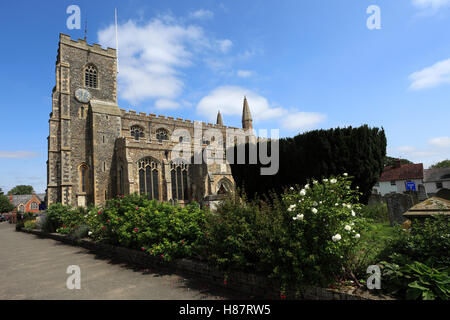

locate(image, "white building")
[[372, 161, 424, 196], [423, 167, 450, 196]]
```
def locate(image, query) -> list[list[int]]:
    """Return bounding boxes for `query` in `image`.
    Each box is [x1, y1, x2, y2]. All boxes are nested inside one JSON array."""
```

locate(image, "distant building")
[[423, 167, 450, 197], [9, 194, 45, 214], [372, 160, 424, 196]]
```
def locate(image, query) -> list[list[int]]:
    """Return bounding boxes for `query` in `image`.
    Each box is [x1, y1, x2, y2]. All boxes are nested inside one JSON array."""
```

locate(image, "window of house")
[[375, 182, 380, 187], [131, 125, 144, 141], [85, 65, 98, 88], [156, 128, 169, 142], [138, 157, 159, 200], [390, 181, 396, 186], [30, 202, 38, 210], [436, 182, 443, 189], [170, 161, 188, 201]]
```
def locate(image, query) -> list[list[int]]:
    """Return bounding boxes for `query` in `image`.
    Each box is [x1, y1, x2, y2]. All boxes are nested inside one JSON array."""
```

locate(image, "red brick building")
[[9, 193, 45, 214]]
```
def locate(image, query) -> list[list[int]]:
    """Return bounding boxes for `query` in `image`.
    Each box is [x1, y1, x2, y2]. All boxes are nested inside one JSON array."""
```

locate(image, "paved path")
[[0, 222, 241, 300]]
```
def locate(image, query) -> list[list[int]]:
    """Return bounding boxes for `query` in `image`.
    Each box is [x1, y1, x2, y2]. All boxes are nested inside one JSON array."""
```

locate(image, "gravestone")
[[383, 192, 419, 226]]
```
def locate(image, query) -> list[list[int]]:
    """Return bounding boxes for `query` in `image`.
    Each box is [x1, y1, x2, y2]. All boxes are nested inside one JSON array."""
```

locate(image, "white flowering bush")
[[276, 174, 368, 287]]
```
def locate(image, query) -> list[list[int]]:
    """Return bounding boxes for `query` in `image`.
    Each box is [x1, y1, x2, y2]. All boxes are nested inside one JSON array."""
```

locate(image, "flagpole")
[[115, 8, 119, 74]]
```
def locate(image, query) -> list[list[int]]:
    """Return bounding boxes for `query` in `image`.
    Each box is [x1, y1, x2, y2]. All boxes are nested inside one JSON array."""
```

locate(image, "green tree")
[[0, 194, 13, 213], [430, 160, 450, 169], [7, 185, 34, 195], [384, 156, 412, 167]]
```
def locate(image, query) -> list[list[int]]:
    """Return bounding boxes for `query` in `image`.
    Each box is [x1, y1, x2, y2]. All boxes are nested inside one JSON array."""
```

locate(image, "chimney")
[[393, 159, 402, 168]]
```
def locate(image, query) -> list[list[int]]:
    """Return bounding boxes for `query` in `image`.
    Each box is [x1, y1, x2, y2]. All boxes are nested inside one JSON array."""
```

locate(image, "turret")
[[242, 96, 253, 130], [216, 110, 223, 126]]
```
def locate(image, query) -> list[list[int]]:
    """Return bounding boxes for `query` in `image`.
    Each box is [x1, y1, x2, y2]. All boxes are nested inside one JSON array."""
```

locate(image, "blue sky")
[[1, 0, 450, 194]]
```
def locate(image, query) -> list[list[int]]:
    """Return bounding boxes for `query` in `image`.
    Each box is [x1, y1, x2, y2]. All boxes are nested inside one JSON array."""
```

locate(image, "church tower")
[[47, 33, 120, 207]]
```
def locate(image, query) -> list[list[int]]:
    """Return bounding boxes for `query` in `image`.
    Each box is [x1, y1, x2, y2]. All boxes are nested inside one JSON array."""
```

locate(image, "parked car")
[[0, 215, 7, 222]]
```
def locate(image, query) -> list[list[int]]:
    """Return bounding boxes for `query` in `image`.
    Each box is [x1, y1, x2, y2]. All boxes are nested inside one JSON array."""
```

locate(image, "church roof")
[[379, 163, 424, 182]]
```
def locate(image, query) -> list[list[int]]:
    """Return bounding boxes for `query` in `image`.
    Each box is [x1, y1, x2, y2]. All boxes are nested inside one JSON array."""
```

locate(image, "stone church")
[[46, 33, 254, 207]]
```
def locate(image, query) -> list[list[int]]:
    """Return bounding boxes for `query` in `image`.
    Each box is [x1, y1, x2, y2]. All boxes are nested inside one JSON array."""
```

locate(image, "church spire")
[[216, 110, 223, 126], [242, 96, 253, 130]]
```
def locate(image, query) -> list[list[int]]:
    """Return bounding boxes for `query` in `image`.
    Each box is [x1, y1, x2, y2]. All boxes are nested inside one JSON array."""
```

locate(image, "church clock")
[[75, 88, 92, 104]]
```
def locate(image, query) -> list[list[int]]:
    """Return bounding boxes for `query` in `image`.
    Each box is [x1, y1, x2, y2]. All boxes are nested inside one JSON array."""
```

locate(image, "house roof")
[[379, 163, 424, 182], [10, 194, 43, 207], [424, 167, 450, 183], [403, 197, 450, 217]]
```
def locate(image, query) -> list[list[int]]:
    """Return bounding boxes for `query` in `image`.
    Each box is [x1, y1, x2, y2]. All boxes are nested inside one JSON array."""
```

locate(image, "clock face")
[[75, 88, 92, 104]]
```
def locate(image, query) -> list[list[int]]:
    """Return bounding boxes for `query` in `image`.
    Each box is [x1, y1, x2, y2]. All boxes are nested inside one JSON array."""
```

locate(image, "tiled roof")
[[379, 163, 424, 182], [10, 195, 33, 207], [424, 167, 450, 182]]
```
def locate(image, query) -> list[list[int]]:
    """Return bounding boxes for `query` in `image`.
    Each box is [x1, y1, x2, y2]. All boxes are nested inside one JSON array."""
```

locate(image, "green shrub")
[[201, 175, 370, 289], [83, 194, 206, 261], [380, 259, 450, 300], [378, 215, 450, 268], [360, 203, 389, 223], [24, 220, 36, 230], [42, 203, 71, 233]]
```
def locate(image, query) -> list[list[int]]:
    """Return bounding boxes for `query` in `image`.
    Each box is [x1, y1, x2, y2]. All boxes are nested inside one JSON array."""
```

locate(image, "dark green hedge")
[[229, 125, 386, 203]]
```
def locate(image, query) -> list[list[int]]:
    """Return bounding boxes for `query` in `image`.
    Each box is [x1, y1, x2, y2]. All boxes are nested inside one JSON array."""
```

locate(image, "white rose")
[[298, 214, 304, 220], [332, 234, 342, 242], [290, 187, 294, 191], [330, 179, 337, 184], [344, 225, 352, 231], [88, 231, 92, 236], [355, 234, 360, 239], [335, 203, 339, 206], [313, 180, 318, 185], [311, 208, 318, 214], [323, 179, 328, 182], [351, 210, 356, 217], [288, 204, 296, 212], [343, 173, 348, 177], [300, 189, 306, 196], [305, 184, 310, 189]]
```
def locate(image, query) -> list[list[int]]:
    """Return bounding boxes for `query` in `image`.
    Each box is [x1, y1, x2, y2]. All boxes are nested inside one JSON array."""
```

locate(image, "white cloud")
[[398, 146, 417, 153], [197, 86, 286, 122], [237, 70, 254, 78], [0, 151, 39, 159], [281, 112, 326, 132], [429, 136, 450, 148], [409, 58, 450, 90], [216, 39, 233, 53], [412, 0, 450, 10], [98, 17, 232, 106], [189, 9, 214, 20], [154, 99, 180, 110]]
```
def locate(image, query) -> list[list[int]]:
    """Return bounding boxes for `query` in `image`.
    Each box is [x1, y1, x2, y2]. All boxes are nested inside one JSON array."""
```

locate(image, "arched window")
[[85, 64, 98, 88], [217, 178, 233, 195], [30, 202, 38, 210], [79, 163, 89, 193], [18, 204, 25, 213], [138, 157, 159, 200], [156, 128, 169, 142], [131, 125, 144, 141], [170, 161, 189, 201]]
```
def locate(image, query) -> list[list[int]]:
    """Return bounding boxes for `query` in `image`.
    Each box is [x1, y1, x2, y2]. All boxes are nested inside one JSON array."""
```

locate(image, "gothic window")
[[119, 165, 124, 196], [156, 128, 169, 142], [170, 161, 189, 201], [138, 157, 159, 200], [18, 204, 25, 213], [85, 64, 98, 88], [30, 202, 38, 210], [217, 178, 232, 195], [79, 163, 89, 193], [131, 125, 144, 141]]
